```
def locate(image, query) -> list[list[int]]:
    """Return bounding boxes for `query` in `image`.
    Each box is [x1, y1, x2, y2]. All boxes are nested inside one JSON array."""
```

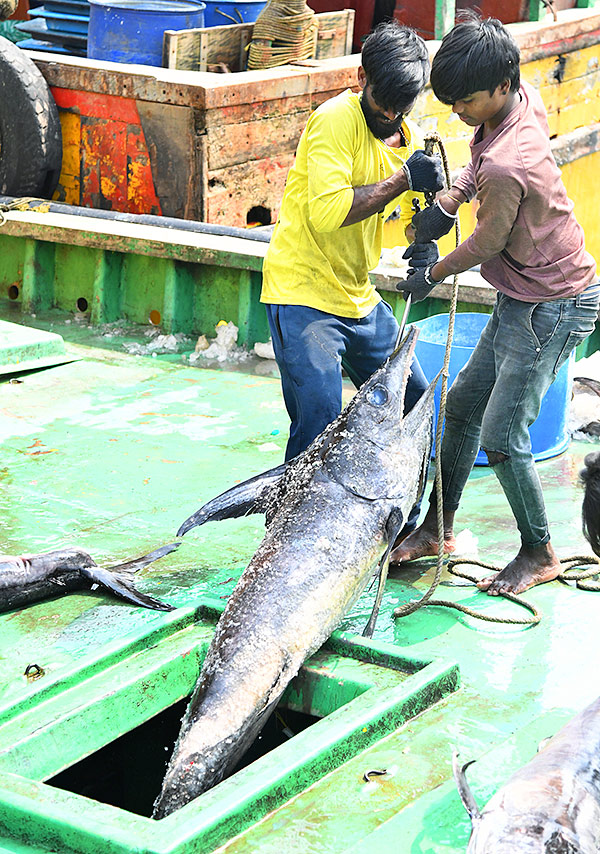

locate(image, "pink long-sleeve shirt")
[[444, 81, 596, 301]]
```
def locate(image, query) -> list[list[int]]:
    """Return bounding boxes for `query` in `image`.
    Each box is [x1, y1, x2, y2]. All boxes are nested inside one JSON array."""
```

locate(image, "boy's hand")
[[397, 263, 444, 303], [402, 241, 439, 269], [403, 150, 444, 193], [412, 201, 456, 242]]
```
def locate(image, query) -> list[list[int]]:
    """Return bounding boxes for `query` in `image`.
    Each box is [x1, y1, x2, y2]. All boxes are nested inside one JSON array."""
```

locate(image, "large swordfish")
[[454, 694, 600, 852], [153, 326, 437, 819]]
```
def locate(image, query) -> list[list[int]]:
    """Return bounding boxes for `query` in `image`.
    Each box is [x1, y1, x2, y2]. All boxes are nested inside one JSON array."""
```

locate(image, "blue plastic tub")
[[413, 312, 574, 465], [202, 0, 266, 26], [87, 0, 206, 66]]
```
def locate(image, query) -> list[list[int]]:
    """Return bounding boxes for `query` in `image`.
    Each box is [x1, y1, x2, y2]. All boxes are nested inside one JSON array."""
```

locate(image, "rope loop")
[[0, 197, 51, 227]]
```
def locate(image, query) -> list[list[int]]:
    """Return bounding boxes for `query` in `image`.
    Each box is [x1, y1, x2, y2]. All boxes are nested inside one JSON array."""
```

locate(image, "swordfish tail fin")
[[79, 543, 179, 611], [79, 565, 174, 611], [177, 462, 287, 536]]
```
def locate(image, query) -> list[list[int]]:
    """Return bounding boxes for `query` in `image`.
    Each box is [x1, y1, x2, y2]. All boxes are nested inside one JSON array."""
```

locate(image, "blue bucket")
[[202, 0, 266, 26], [414, 312, 574, 465], [88, 0, 206, 66]]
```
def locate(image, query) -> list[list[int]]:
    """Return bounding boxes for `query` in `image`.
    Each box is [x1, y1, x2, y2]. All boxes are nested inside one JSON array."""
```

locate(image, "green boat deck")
[[0, 317, 598, 853]]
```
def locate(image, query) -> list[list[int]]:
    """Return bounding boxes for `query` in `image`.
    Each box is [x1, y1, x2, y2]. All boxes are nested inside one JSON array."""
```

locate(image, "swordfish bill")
[[153, 326, 437, 819]]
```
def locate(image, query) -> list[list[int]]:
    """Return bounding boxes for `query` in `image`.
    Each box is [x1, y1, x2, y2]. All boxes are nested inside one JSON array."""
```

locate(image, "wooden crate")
[[164, 9, 355, 72], [314, 9, 354, 59]]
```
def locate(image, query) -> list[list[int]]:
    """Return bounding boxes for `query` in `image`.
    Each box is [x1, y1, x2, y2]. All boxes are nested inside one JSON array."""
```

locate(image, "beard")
[[360, 93, 403, 141]]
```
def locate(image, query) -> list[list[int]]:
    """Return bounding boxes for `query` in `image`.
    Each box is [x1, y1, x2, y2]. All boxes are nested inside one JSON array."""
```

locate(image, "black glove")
[[411, 201, 456, 243], [402, 150, 444, 193], [402, 241, 439, 269], [396, 264, 443, 303]]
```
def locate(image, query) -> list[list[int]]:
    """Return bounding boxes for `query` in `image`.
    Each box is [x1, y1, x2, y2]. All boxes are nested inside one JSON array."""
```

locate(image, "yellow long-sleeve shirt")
[[261, 89, 425, 318]]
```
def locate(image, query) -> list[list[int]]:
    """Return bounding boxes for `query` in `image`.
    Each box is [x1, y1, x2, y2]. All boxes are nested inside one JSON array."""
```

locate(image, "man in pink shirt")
[[392, 13, 600, 595]]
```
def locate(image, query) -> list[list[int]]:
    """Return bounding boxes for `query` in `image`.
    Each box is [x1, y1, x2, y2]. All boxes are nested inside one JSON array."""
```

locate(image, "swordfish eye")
[[366, 384, 389, 406]]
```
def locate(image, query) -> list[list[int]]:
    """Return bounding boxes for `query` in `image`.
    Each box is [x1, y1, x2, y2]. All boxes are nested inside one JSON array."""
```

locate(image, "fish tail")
[[79, 564, 174, 611]]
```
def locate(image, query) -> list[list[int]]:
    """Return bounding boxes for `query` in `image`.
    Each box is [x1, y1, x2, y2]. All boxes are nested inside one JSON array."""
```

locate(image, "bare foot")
[[390, 525, 456, 564], [477, 542, 561, 595]]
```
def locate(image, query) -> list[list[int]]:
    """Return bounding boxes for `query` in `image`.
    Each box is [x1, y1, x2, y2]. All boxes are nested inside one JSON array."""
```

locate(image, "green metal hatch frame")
[[0, 597, 459, 854]]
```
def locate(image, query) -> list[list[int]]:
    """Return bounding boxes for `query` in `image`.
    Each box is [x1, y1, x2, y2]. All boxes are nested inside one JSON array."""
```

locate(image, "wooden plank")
[[136, 101, 199, 220], [314, 10, 355, 60], [512, 10, 600, 52], [551, 121, 600, 165], [206, 110, 309, 169], [164, 10, 355, 73], [163, 22, 254, 72], [201, 93, 312, 129], [205, 154, 295, 226]]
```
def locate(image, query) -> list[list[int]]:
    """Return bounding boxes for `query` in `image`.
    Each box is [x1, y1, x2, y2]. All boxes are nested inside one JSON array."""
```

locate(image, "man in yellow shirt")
[[262, 21, 442, 492]]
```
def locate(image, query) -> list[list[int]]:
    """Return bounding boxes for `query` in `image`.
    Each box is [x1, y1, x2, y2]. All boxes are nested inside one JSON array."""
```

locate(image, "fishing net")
[[247, 0, 318, 70]]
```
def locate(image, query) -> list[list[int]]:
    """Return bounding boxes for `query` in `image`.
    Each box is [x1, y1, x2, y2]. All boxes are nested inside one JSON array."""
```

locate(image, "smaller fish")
[[581, 451, 600, 557], [0, 542, 180, 613], [453, 696, 600, 851], [572, 377, 600, 437]]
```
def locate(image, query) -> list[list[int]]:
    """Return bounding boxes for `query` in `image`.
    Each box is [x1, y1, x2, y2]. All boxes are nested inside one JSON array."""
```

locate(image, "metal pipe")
[[0, 196, 274, 243]]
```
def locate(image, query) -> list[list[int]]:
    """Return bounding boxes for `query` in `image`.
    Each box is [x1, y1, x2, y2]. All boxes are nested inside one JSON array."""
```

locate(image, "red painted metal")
[[51, 88, 162, 215], [393, 0, 579, 39], [52, 88, 141, 124]]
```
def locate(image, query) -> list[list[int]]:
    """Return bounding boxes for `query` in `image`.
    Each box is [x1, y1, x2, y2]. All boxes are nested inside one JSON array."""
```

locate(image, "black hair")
[[581, 451, 600, 557], [361, 21, 430, 114], [430, 11, 520, 105]]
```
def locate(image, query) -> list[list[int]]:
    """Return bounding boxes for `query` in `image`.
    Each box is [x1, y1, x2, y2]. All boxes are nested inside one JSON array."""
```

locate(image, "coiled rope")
[[247, 0, 317, 70], [389, 132, 600, 628]]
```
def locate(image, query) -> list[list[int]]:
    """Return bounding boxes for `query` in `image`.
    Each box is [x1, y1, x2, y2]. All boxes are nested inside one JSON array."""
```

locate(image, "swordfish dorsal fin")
[[177, 462, 288, 536]]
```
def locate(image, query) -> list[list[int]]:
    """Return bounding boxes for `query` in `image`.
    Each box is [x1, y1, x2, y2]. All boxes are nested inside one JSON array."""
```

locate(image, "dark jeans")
[[265, 300, 430, 531], [440, 282, 600, 546]]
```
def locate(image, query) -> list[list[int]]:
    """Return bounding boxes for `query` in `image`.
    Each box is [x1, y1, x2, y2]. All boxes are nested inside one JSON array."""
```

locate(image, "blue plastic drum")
[[202, 0, 266, 26], [413, 312, 575, 465], [88, 0, 206, 66]]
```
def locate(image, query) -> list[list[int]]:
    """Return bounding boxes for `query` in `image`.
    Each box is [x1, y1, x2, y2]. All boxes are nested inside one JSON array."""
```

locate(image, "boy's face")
[[451, 82, 512, 129]]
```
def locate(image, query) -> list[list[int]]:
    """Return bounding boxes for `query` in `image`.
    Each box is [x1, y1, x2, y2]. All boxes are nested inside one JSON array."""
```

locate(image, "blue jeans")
[[439, 282, 600, 547], [265, 301, 430, 529]]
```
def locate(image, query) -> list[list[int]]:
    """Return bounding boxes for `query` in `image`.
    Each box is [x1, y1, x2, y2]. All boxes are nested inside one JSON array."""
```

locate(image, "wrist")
[[437, 196, 460, 218], [428, 262, 445, 284], [395, 166, 410, 194]]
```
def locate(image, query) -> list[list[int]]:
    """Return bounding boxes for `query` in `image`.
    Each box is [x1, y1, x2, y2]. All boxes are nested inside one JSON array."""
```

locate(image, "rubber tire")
[[0, 36, 62, 197]]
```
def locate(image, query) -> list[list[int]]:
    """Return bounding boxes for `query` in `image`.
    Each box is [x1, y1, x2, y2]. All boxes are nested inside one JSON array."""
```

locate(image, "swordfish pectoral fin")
[[177, 462, 288, 537], [363, 508, 405, 639], [79, 565, 175, 612]]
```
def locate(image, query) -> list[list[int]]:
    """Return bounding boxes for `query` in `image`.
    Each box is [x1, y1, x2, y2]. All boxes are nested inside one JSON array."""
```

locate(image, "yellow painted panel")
[[537, 76, 600, 116], [522, 44, 600, 87], [555, 97, 600, 135], [54, 111, 81, 205], [561, 151, 600, 269]]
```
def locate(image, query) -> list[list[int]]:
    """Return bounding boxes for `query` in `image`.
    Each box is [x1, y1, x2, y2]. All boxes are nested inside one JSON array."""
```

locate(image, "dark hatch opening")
[[48, 698, 319, 817]]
